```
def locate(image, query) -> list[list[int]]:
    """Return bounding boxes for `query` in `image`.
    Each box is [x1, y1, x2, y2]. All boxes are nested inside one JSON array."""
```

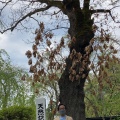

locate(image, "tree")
[[0, 0, 120, 120], [85, 62, 120, 117], [85, 36, 120, 117], [0, 49, 35, 109]]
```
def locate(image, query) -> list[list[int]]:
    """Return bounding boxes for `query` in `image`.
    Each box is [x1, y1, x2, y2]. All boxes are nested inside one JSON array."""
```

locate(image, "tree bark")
[[58, 1, 94, 120], [59, 69, 86, 120]]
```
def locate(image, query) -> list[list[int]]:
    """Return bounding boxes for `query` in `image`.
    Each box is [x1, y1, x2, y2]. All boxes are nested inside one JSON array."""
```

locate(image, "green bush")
[[0, 106, 35, 120]]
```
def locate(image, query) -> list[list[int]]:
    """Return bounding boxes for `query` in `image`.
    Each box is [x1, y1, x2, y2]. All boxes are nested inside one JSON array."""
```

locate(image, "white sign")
[[36, 98, 46, 120]]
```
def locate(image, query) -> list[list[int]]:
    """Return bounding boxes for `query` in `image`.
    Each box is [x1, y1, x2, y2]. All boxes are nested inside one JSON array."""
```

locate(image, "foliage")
[[46, 101, 57, 120], [0, 106, 35, 120], [85, 35, 120, 117], [0, 49, 36, 109]]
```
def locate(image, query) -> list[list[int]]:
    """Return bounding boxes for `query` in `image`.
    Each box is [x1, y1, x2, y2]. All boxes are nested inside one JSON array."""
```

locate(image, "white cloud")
[[0, 31, 32, 69]]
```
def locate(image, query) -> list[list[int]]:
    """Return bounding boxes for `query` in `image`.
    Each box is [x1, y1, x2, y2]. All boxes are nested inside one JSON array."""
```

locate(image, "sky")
[[0, 0, 120, 71], [0, 0, 70, 71], [0, 30, 32, 70]]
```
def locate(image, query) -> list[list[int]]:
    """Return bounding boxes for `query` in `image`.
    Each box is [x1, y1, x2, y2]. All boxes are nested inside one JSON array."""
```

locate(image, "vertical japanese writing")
[[36, 98, 46, 120], [38, 103, 44, 120]]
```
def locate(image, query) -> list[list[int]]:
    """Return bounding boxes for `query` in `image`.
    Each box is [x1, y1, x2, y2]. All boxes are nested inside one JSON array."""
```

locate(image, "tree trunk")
[[59, 70, 86, 120], [58, 1, 94, 120]]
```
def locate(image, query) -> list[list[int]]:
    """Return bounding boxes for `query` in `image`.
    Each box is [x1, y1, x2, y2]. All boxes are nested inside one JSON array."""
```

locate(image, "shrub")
[[0, 106, 35, 120]]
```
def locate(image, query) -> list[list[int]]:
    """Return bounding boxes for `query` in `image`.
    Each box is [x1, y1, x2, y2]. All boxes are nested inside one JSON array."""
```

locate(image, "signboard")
[[36, 98, 46, 120]]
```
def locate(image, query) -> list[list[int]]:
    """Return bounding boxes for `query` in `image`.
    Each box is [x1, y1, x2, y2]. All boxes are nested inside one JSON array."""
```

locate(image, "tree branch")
[[85, 96, 99, 117], [84, 0, 90, 9], [37, 0, 63, 10], [0, 6, 51, 33], [109, 0, 120, 6], [52, 10, 62, 16], [0, 0, 12, 15], [44, 27, 68, 34], [91, 9, 120, 23], [91, 9, 110, 14]]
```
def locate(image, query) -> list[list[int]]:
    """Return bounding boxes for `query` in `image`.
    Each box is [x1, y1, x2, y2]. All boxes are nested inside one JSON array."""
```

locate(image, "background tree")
[[0, 49, 35, 109], [85, 62, 120, 117], [85, 36, 120, 117], [0, 0, 120, 120]]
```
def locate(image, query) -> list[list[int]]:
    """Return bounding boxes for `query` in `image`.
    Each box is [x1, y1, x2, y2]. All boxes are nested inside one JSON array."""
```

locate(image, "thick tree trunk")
[[59, 69, 86, 120], [58, 1, 94, 120]]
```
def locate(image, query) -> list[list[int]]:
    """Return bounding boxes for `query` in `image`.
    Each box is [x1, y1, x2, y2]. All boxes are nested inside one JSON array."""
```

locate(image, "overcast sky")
[[0, 30, 31, 69], [0, 0, 120, 71]]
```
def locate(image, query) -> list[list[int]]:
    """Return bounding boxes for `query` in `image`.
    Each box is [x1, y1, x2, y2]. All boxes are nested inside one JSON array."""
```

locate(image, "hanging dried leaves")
[[25, 22, 66, 90], [25, 50, 32, 58], [25, 20, 120, 90]]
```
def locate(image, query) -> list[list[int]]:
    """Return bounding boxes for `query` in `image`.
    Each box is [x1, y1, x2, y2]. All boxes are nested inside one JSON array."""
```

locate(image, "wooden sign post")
[[36, 98, 46, 120]]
